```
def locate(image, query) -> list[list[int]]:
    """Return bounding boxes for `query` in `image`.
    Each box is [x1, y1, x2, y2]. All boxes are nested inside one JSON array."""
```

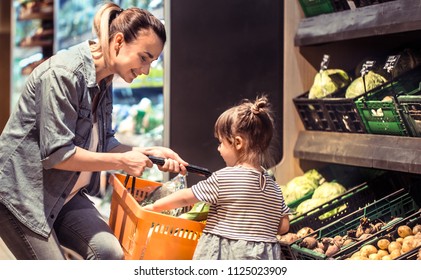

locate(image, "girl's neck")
[[235, 162, 263, 172]]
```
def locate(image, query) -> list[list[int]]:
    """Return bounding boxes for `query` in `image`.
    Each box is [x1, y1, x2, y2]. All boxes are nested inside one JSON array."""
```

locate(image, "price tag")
[[360, 60, 376, 77], [361, 60, 376, 94], [383, 55, 401, 73], [320, 54, 330, 72]]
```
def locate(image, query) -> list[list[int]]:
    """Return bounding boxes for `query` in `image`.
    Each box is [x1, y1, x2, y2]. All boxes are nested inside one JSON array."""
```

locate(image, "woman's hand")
[[120, 150, 153, 177], [143, 146, 188, 175]]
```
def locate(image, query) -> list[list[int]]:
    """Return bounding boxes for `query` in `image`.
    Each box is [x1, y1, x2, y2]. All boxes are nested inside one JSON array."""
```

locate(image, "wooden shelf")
[[294, 0, 421, 47], [294, 130, 421, 174]]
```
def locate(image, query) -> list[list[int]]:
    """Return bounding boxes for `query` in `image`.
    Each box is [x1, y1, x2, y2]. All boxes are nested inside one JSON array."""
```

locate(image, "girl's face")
[[111, 28, 164, 83], [217, 137, 239, 167]]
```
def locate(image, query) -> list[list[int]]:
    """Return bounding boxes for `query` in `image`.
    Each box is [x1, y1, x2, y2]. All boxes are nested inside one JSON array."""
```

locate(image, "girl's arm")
[[277, 215, 290, 235], [143, 188, 200, 212]]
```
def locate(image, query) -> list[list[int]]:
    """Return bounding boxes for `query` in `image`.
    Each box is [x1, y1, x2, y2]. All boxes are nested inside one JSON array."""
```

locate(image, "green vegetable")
[[345, 71, 387, 98], [295, 198, 326, 216], [312, 181, 346, 200], [178, 202, 209, 221], [308, 69, 350, 99]]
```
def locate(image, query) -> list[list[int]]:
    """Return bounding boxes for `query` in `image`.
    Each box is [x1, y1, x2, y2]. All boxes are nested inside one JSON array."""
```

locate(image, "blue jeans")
[[0, 190, 124, 260]]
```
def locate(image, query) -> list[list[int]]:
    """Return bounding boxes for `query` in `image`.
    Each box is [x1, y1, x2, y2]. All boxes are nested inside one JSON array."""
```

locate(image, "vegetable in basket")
[[308, 69, 350, 99]]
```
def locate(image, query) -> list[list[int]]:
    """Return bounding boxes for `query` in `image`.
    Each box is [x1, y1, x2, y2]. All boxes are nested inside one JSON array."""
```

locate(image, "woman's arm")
[[53, 146, 152, 177], [53, 144, 188, 177]]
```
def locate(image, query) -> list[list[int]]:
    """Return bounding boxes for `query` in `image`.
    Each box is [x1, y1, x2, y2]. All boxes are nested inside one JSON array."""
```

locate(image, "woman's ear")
[[114, 33, 124, 54]]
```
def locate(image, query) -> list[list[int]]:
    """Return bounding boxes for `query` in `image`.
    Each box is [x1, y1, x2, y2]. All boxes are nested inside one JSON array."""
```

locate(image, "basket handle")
[[148, 155, 212, 178], [123, 174, 137, 196]]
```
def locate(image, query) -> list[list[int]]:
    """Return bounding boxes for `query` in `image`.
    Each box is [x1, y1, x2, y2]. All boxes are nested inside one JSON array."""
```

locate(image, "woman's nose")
[[140, 64, 151, 75]]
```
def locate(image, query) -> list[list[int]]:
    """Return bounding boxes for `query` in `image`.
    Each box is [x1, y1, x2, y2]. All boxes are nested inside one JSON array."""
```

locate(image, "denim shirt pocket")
[[74, 106, 92, 147]]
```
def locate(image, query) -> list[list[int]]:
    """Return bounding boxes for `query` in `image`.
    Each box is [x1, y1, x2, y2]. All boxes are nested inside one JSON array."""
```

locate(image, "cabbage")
[[345, 71, 387, 98], [308, 69, 350, 99], [282, 169, 325, 205], [283, 175, 319, 205], [312, 181, 346, 200], [295, 198, 326, 216]]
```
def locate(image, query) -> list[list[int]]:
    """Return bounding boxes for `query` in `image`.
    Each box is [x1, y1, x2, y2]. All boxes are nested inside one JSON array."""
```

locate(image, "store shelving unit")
[[293, 0, 421, 177], [11, 0, 55, 109]]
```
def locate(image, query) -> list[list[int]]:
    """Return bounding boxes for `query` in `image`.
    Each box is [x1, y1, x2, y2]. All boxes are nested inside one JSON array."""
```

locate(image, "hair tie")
[[251, 104, 259, 115]]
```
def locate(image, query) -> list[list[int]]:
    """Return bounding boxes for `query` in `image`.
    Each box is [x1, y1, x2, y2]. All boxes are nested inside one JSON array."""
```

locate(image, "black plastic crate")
[[323, 92, 367, 133], [290, 188, 419, 260], [293, 91, 335, 131]]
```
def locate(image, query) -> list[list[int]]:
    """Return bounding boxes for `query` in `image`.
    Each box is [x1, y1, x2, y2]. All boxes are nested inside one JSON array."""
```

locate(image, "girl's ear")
[[234, 136, 243, 151]]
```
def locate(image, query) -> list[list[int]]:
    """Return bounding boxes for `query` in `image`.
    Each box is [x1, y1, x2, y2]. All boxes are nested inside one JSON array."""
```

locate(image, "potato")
[[377, 238, 390, 250], [388, 241, 402, 253], [397, 225, 412, 238], [368, 253, 382, 260], [360, 244, 377, 256], [389, 248, 401, 259], [382, 255, 392, 260], [412, 224, 421, 235], [377, 249, 389, 258]]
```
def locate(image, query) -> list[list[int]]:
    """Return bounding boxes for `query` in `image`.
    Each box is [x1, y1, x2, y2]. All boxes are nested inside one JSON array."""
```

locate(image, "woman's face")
[[111, 28, 164, 83]]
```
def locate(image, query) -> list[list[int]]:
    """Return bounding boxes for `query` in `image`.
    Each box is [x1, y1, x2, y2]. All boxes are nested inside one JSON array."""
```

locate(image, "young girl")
[[144, 96, 290, 260]]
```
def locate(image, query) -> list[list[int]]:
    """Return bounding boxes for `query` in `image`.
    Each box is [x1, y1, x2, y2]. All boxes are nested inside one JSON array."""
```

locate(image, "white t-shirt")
[[64, 121, 99, 204]]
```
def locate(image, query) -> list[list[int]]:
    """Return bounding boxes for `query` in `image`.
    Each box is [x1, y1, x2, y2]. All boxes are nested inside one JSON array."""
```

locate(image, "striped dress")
[[191, 166, 290, 259]]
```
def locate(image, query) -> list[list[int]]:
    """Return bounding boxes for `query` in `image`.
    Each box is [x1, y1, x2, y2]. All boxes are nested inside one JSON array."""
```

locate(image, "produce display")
[[289, 188, 419, 260], [308, 69, 350, 99], [341, 211, 421, 260]]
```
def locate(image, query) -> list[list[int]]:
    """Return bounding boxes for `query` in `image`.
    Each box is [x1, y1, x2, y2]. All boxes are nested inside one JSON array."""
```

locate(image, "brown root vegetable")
[[333, 235, 344, 247], [397, 225, 412, 238], [296, 227, 315, 238], [377, 238, 390, 250], [299, 236, 318, 249], [412, 224, 421, 235], [357, 233, 373, 241], [313, 247, 325, 254], [325, 243, 340, 257], [278, 232, 299, 243]]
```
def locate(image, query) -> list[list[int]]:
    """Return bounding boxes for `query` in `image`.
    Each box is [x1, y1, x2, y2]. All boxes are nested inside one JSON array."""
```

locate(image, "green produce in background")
[[312, 181, 346, 200], [281, 169, 325, 206], [293, 181, 346, 218], [345, 71, 387, 98], [308, 69, 350, 99]]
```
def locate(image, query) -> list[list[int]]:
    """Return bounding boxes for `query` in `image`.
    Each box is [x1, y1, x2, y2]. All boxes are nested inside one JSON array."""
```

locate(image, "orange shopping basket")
[[108, 173, 206, 260]]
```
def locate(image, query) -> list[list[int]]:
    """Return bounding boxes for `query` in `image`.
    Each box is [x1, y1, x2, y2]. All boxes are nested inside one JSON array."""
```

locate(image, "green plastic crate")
[[280, 182, 373, 260], [298, 0, 335, 17], [290, 188, 418, 260], [398, 95, 421, 137], [355, 65, 421, 136]]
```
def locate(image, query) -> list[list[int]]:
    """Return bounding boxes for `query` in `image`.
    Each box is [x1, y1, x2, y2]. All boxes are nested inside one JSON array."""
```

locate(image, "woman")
[[144, 96, 290, 260], [0, 2, 187, 260]]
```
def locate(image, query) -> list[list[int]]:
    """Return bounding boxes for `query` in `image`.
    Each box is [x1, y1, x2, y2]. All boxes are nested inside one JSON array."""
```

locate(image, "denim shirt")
[[0, 41, 120, 238]]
